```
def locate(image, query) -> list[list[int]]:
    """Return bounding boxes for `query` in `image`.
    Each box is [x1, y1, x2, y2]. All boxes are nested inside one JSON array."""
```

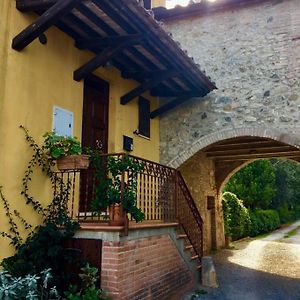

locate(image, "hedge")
[[222, 192, 280, 240], [222, 192, 250, 240], [248, 209, 280, 236]]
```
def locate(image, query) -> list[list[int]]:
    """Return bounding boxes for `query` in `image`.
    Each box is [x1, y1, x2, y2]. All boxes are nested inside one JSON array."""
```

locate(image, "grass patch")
[[284, 226, 300, 238], [256, 232, 271, 239]]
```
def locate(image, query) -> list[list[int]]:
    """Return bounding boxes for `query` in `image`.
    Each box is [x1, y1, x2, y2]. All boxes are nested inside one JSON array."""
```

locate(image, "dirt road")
[[183, 220, 300, 300]]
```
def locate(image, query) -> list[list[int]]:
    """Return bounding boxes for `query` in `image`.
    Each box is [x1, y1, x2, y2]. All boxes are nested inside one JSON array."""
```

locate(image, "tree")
[[224, 160, 276, 209]]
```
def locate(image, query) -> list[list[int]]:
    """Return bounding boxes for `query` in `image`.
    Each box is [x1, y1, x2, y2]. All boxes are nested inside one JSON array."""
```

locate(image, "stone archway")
[[168, 127, 300, 168], [172, 127, 300, 253]]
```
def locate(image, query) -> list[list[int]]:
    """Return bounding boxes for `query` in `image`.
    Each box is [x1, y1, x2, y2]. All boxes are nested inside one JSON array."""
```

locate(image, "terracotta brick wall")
[[101, 234, 193, 299]]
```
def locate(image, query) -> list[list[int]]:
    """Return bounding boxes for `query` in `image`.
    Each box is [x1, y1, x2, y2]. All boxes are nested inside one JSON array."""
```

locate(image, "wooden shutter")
[[144, 0, 151, 9], [139, 96, 150, 138]]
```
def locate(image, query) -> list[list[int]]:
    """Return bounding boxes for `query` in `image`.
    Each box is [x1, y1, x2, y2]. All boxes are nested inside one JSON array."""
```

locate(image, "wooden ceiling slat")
[[86, 2, 127, 35], [112, 56, 144, 78], [123, 48, 178, 91], [211, 152, 300, 161], [162, 77, 189, 92], [122, 69, 167, 79], [206, 141, 287, 152], [74, 5, 112, 36], [211, 137, 272, 146], [76, 34, 143, 49], [171, 77, 190, 90], [150, 90, 204, 97], [58, 18, 89, 38], [66, 12, 101, 37], [135, 45, 165, 69], [206, 146, 297, 157], [121, 70, 177, 105], [56, 20, 82, 40]]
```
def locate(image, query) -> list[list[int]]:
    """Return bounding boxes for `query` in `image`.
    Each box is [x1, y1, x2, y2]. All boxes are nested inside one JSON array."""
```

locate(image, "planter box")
[[109, 204, 125, 226], [57, 154, 90, 171]]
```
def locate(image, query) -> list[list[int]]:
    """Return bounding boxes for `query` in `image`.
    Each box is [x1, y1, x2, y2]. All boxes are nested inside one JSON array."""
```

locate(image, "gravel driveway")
[[182, 220, 300, 300]]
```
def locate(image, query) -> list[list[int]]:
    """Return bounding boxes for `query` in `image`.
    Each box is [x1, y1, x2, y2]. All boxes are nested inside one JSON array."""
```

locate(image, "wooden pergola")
[[204, 137, 300, 162], [13, 0, 216, 118]]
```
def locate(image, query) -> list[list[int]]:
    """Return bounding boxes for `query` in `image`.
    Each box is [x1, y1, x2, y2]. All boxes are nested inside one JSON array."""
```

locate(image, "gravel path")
[[182, 220, 300, 300]]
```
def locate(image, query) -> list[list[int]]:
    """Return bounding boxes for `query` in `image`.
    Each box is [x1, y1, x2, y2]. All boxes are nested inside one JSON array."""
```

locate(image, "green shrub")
[[0, 269, 59, 300], [1, 221, 79, 292], [248, 209, 280, 236], [222, 192, 251, 240], [277, 204, 294, 224]]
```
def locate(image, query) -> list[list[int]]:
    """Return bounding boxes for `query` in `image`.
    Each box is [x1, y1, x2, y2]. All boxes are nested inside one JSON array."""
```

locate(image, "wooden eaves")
[[13, 0, 216, 118]]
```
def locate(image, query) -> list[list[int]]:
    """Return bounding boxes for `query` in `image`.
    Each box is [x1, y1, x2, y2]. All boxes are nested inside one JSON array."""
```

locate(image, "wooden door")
[[64, 238, 102, 287], [80, 75, 109, 212], [82, 75, 109, 151]]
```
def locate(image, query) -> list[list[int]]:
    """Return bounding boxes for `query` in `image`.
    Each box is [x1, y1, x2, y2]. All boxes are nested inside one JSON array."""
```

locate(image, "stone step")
[[177, 234, 187, 239], [184, 245, 193, 251], [190, 254, 199, 261]]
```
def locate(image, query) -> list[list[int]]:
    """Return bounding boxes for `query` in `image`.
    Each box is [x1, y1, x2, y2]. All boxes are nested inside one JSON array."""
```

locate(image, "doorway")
[[79, 75, 109, 212]]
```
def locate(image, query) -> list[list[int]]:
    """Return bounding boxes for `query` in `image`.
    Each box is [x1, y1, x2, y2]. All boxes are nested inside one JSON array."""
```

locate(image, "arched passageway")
[[173, 128, 300, 253]]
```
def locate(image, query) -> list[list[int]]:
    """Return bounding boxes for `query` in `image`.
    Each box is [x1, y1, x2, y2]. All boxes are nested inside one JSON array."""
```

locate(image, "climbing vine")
[[0, 126, 79, 292]]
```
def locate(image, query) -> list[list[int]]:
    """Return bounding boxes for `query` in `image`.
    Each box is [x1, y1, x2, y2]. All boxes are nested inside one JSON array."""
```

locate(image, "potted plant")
[[43, 132, 89, 171], [90, 153, 145, 225]]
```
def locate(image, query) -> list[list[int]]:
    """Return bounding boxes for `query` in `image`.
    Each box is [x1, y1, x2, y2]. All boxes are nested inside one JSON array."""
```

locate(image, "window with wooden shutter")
[[138, 96, 150, 138], [144, 0, 152, 9]]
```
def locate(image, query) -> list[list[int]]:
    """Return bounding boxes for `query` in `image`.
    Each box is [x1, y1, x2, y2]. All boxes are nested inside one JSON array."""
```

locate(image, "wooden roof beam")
[[120, 70, 177, 105], [12, 0, 79, 50], [16, 0, 56, 12], [150, 90, 204, 97], [75, 34, 144, 50], [73, 38, 142, 81], [150, 96, 192, 119]]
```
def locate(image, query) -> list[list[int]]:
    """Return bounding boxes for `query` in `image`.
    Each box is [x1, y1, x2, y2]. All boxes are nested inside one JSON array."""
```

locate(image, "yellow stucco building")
[[0, 0, 213, 264], [1, 0, 161, 259]]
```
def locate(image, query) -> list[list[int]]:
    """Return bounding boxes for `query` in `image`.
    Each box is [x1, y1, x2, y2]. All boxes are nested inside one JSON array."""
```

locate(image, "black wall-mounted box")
[[123, 135, 133, 152]]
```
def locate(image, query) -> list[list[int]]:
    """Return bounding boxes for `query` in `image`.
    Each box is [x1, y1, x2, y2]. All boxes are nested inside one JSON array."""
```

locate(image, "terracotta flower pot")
[[109, 203, 124, 226], [57, 154, 90, 171]]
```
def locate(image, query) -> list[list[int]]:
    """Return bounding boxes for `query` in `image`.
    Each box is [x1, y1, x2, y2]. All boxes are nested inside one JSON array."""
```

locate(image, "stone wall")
[[160, 0, 300, 165], [179, 152, 224, 252]]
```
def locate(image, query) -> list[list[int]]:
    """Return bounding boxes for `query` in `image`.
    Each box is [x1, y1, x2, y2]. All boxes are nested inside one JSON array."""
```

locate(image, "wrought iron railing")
[[53, 153, 203, 263], [176, 172, 204, 262]]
